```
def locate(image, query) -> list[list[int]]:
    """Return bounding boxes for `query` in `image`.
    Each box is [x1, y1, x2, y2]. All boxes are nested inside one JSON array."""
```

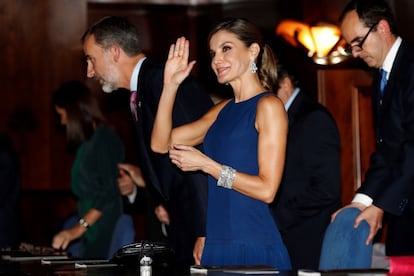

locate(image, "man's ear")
[[109, 44, 121, 62], [279, 76, 291, 89], [276, 76, 292, 104], [377, 19, 390, 35]]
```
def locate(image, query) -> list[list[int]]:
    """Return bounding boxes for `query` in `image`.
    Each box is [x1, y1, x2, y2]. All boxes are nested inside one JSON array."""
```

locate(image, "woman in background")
[[51, 81, 125, 258]]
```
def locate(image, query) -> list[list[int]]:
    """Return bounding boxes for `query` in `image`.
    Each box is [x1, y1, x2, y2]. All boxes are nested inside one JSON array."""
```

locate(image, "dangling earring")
[[250, 57, 258, 74]]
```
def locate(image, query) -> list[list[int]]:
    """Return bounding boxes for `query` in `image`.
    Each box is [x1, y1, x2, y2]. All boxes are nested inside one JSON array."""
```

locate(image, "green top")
[[71, 125, 124, 258]]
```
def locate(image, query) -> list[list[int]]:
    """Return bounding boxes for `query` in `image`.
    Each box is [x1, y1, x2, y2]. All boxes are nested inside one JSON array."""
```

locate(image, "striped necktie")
[[380, 69, 388, 96], [130, 91, 138, 122]]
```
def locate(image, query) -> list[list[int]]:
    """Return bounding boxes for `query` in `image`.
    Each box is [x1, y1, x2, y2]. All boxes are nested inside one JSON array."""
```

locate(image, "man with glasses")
[[343, 23, 378, 56], [333, 0, 414, 256]]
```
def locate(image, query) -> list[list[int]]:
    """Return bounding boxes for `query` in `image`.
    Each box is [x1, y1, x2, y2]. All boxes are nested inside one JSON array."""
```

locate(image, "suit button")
[[399, 199, 408, 210], [377, 138, 383, 144]]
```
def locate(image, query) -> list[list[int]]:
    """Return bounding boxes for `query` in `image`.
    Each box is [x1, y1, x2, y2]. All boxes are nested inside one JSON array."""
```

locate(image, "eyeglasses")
[[344, 23, 378, 55]]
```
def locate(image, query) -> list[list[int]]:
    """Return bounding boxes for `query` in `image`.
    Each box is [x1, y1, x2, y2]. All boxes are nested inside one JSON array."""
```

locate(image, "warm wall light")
[[276, 19, 348, 65]]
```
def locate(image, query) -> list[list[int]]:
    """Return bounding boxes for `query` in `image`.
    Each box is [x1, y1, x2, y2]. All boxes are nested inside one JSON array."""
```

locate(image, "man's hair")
[[339, 0, 397, 34], [276, 63, 299, 88], [81, 16, 142, 56]]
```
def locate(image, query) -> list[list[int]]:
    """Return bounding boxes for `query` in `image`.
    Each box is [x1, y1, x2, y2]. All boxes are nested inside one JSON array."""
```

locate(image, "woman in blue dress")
[[151, 18, 291, 270]]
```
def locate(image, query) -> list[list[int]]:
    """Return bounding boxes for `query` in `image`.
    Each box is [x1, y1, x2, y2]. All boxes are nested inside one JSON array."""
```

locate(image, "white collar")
[[130, 57, 147, 91], [381, 36, 402, 79], [285, 88, 300, 111]]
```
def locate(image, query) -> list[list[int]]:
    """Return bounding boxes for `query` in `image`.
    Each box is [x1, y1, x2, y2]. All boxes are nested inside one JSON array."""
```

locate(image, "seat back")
[[319, 207, 373, 270], [107, 214, 136, 259]]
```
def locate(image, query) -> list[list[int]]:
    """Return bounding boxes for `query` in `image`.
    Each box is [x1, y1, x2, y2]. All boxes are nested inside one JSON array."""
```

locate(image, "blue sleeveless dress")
[[201, 92, 291, 270]]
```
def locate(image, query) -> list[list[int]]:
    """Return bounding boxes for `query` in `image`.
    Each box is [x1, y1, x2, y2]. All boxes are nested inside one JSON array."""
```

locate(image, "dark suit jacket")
[[131, 58, 213, 269], [0, 133, 21, 248], [270, 91, 342, 269], [358, 40, 414, 255]]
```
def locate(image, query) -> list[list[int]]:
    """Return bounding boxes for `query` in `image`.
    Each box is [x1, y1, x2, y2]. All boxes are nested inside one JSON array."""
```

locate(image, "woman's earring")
[[250, 57, 258, 74]]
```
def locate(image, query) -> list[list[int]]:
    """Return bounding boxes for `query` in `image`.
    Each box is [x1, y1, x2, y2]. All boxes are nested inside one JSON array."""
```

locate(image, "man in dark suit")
[[336, 0, 414, 256], [269, 66, 342, 269], [117, 162, 169, 244], [0, 133, 21, 248], [81, 16, 213, 272]]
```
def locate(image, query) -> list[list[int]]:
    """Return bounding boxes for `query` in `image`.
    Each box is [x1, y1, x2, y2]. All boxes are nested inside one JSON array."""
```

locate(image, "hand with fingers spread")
[[354, 205, 384, 245], [164, 37, 196, 87], [331, 202, 383, 246]]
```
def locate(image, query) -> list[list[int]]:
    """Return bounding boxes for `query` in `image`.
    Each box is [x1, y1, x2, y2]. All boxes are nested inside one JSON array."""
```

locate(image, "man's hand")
[[193, 237, 205, 265], [355, 204, 384, 245], [155, 205, 170, 225], [331, 202, 367, 222], [118, 164, 146, 195], [331, 202, 383, 245]]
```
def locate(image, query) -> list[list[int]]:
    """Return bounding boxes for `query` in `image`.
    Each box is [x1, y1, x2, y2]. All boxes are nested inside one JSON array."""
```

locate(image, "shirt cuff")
[[127, 185, 137, 203], [352, 193, 373, 206]]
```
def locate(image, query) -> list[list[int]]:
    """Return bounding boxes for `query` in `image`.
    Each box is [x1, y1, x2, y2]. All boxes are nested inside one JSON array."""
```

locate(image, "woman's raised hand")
[[163, 36, 196, 87]]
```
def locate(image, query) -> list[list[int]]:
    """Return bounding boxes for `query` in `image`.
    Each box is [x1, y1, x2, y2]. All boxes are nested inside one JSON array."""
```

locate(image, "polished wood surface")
[[0, 258, 389, 276]]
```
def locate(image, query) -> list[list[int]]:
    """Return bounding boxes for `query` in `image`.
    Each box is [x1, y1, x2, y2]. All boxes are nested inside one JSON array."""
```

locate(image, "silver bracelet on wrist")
[[78, 218, 90, 229], [217, 165, 236, 189]]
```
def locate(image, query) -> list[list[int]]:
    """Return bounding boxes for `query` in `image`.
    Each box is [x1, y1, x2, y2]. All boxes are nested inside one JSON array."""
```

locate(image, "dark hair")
[[81, 16, 142, 57], [277, 63, 299, 88], [339, 0, 397, 34], [0, 132, 20, 174], [208, 17, 278, 91], [52, 81, 106, 146]]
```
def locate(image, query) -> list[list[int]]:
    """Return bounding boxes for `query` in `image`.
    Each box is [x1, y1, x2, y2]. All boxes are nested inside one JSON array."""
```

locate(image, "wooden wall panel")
[[317, 69, 374, 204], [351, 85, 375, 188], [0, 0, 87, 191], [1, 1, 50, 190]]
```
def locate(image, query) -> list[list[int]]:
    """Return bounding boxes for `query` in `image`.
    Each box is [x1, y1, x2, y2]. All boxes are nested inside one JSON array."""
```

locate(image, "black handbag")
[[111, 240, 174, 269]]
